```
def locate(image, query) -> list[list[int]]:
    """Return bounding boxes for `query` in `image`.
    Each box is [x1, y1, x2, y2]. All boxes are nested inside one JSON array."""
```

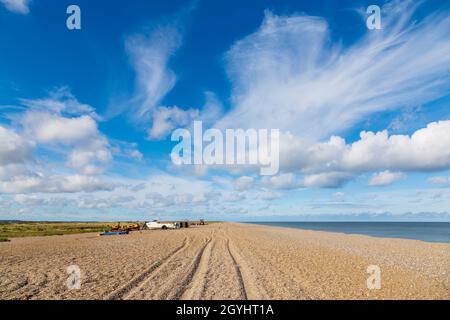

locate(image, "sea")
[[248, 222, 450, 243]]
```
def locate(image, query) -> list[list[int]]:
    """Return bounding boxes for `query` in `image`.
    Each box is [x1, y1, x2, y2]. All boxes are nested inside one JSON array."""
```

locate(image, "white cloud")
[[128, 149, 143, 161], [368, 171, 403, 186], [125, 24, 203, 139], [224, 192, 246, 202], [428, 176, 450, 186], [17, 90, 113, 175], [0, 125, 33, 166], [67, 146, 112, 175], [22, 112, 99, 145], [148, 91, 224, 139], [23, 112, 111, 175], [280, 121, 450, 175], [20, 88, 97, 118], [75, 194, 137, 210], [217, 2, 450, 141], [1, 0, 30, 14], [149, 106, 199, 139], [234, 176, 254, 191], [125, 19, 223, 140], [111, 140, 143, 161], [126, 25, 182, 121], [14, 194, 47, 206], [0, 174, 116, 194], [303, 172, 353, 188], [259, 190, 281, 201], [262, 173, 301, 190], [0, 90, 118, 195]]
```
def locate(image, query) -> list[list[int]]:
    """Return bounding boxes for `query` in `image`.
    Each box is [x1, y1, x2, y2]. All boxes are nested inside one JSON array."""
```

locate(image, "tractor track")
[[164, 237, 213, 300], [225, 235, 269, 300], [124, 236, 213, 299], [226, 238, 248, 299], [180, 238, 215, 300], [2, 223, 449, 300], [104, 237, 189, 300]]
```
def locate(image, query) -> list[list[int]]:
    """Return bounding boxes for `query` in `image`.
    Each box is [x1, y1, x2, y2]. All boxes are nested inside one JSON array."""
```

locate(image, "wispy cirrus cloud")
[[218, 1, 450, 140], [125, 24, 208, 140], [123, 3, 223, 140], [126, 24, 182, 122]]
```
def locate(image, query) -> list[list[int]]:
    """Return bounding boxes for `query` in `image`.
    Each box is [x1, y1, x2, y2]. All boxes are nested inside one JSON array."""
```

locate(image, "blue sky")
[[1, 0, 450, 221]]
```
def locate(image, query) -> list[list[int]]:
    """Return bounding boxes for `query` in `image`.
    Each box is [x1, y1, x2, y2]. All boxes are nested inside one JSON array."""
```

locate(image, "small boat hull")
[[100, 231, 129, 236]]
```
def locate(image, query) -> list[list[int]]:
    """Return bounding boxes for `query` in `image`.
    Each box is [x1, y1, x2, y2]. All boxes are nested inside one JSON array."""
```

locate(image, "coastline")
[[0, 222, 448, 300], [242, 221, 450, 245]]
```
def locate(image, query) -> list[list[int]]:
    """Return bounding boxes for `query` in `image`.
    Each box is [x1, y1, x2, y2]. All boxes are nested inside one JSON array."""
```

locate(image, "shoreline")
[[2, 220, 449, 244], [1, 222, 448, 300], [241, 221, 450, 245]]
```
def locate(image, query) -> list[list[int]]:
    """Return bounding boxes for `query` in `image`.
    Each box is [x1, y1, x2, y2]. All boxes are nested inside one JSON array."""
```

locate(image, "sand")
[[0, 222, 448, 300]]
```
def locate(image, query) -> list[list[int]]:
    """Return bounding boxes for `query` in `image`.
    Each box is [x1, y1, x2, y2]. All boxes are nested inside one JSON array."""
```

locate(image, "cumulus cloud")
[[0, 0, 30, 14], [18, 91, 112, 175], [67, 146, 112, 175], [0, 174, 116, 194], [75, 194, 137, 210], [145, 188, 219, 208], [258, 120, 450, 187], [111, 140, 143, 161], [217, 1, 450, 141], [22, 113, 99, 145], [0, 89, 118, 195], [261, 171, 352, 189], [428, 176, 450, 186], [14, 194, 46, 206], [259, 190, 281, 201], [303, 172, 353, 188], [280, 121, 450, 175], [234, 176, 254, 191], [148, 91, 224, 139], [368, 171, 403, 186], [262, 173, 302, 190], [224, 192, 246, 202], [149, 106, 199, 139], [0, 125, 33, 166]]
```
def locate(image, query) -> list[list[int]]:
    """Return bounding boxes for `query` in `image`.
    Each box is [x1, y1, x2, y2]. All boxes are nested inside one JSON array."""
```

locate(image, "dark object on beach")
[[176, 221, 189, 228], [100, 231, 129, 236], [200, 219, 205, 225]]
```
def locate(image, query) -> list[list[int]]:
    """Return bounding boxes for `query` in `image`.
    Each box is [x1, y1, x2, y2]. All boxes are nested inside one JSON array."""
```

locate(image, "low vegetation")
[[0, 220, 217, 240], [0, 221, 115, 239]]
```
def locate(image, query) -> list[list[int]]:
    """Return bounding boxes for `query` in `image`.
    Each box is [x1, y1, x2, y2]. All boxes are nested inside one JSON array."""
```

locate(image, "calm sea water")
[[249, 222, 450, 243]]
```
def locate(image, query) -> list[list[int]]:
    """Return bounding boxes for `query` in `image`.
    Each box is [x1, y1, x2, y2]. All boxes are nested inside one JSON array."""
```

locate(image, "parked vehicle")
[[144, 221, 177, 230]]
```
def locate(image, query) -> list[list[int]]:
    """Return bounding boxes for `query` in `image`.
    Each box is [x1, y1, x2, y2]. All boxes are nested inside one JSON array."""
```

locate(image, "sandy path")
[[0, 223, 449, 300]]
